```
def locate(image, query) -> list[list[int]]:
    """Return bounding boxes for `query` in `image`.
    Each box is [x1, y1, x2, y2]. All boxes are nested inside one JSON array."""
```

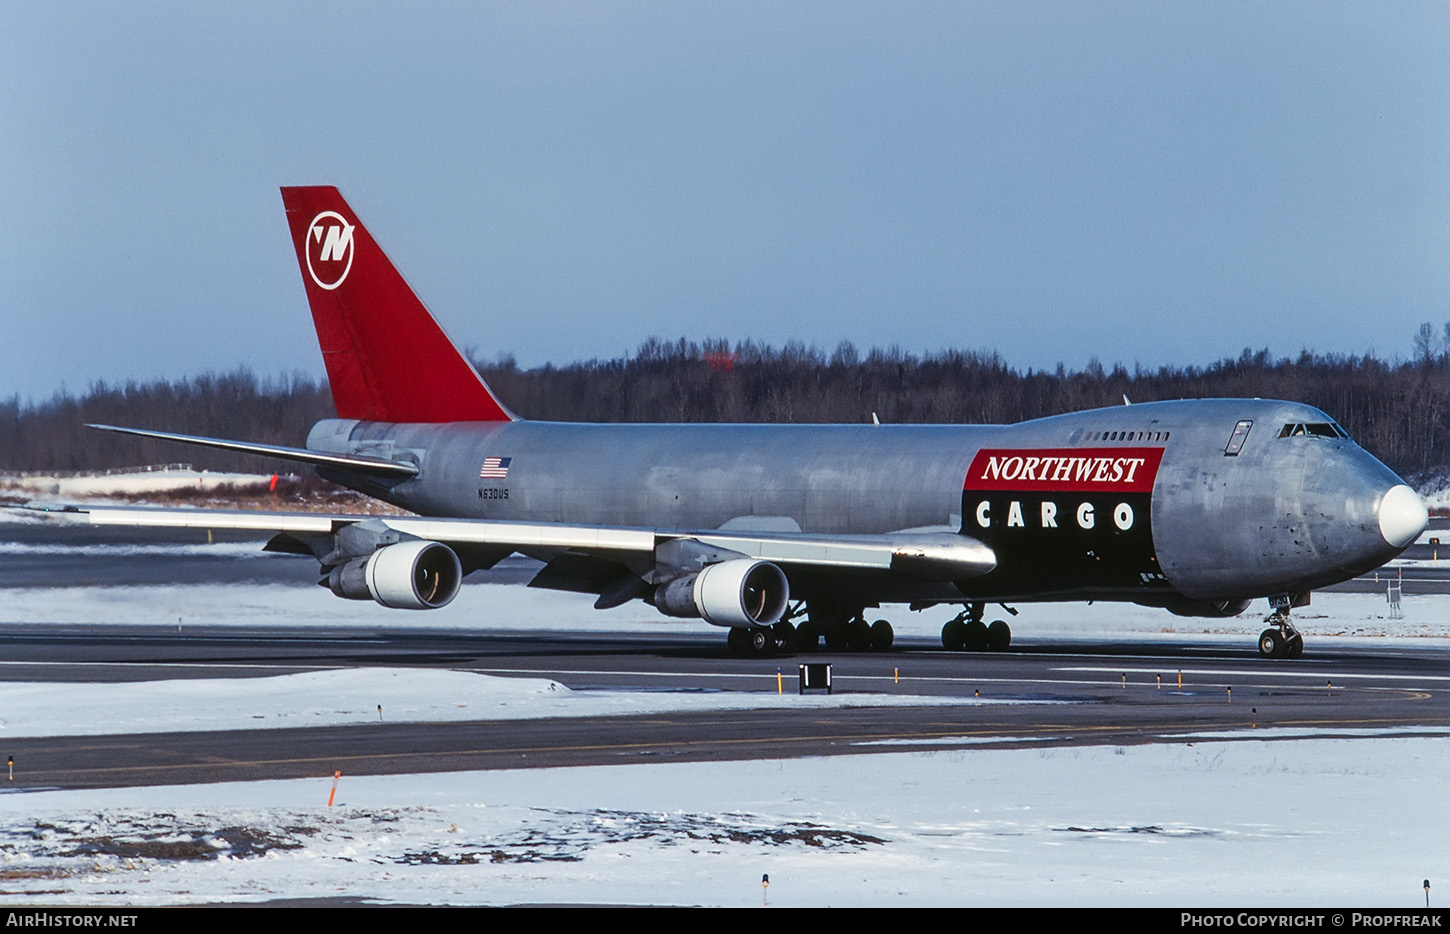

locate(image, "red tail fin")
[[280, 186, 514, 423]]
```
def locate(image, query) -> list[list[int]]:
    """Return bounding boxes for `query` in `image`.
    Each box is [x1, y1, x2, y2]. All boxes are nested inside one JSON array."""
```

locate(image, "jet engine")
[[654, 559, 789, 628], [326, 540, 462, 609]]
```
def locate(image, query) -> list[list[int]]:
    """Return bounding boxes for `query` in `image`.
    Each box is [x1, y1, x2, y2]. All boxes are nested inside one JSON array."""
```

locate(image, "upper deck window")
[[1081, 429, 1170, 443]]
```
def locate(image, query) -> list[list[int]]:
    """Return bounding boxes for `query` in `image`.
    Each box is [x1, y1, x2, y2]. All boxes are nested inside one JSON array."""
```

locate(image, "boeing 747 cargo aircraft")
[[72, 187, 1428, 659]]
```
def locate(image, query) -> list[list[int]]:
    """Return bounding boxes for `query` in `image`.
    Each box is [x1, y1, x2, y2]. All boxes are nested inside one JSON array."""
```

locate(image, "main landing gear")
[[1257, 594, 1304, 659], [940, 603, 1012, 652], [793, 602, 895, 653], [724, 600, 895, 657]]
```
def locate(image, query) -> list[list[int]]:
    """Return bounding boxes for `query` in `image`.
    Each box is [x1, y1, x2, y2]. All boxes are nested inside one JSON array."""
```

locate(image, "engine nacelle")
[[654, 559, 789, 628], [327, 540, 462, 609], [1164, 597, 1253, 619]]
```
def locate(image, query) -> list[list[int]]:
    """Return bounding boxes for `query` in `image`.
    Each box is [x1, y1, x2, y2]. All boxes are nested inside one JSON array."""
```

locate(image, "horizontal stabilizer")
[[85, 424, 419, 477]]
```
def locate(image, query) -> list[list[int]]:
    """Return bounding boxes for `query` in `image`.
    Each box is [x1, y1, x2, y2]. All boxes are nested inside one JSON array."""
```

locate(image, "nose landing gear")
[[1258, 594, 1305, 659]]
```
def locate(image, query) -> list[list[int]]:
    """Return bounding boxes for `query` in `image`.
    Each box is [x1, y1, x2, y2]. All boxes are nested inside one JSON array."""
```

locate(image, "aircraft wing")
[[39, 504, 996, 583]]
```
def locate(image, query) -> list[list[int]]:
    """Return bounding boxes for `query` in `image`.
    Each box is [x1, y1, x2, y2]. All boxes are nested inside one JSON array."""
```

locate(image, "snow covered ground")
[[3, 469, 275, 499], [0, 668, 1017, 739]]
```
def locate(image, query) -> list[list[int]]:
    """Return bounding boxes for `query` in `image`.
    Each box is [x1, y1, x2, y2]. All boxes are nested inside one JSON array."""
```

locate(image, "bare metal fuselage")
[[309, 396, 1410, 611]]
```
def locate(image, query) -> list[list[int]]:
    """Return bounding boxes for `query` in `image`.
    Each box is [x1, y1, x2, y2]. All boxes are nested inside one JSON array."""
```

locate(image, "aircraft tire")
[[941, 619, 967, 650], [964, 619, 989, 652], [846, 618, 872, 651], [986, 619, 1012, 651], [795, 620, 820, 651], [1258, 628, 1284, 659], [727, 627, 750, 656], [869, 619, 894, 651], [1285, 633, 1304, 659], [825, 627, 849, 651], [772, 620, 796, 651], [749, 627, 774, 657]]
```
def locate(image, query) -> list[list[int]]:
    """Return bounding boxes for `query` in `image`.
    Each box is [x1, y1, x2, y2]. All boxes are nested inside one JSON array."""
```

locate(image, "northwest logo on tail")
[[305, 211, 355, 290]]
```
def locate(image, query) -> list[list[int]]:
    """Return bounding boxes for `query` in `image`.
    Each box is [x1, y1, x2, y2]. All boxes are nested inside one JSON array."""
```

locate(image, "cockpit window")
[[1279, 423, 1350, 440]]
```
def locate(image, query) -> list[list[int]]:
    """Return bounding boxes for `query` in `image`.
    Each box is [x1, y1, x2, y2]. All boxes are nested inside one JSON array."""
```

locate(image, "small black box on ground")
[[798, 663, 831, 695]]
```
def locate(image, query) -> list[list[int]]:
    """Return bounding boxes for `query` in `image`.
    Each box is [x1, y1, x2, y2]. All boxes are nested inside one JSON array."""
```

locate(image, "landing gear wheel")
[[808, 602, 854, 652], [964, 619, 989, 652], [795, 620, 819, 652], [1258, 628, 1284, 659], [986, 619, 1012, 651], [942, 619, 967, 650], [1258, 599, 1306, 660], [727, 627, 750, 656], [846, 618, 872, 651], [771, 620, 796, 652], [748, 627, 773, 657], [869, 619, 894, 651]]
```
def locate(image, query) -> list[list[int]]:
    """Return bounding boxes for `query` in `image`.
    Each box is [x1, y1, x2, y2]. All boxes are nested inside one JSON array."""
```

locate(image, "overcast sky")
[[3, 2, 1448, 403]]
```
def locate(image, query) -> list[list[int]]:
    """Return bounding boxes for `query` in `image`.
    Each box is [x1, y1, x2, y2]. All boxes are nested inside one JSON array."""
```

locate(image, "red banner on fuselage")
[[964, 447, 1164, 493]]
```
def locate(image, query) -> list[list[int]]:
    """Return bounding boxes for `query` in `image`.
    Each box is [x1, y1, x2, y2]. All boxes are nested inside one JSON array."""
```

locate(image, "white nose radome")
[[1378, 484, 1428, 549]]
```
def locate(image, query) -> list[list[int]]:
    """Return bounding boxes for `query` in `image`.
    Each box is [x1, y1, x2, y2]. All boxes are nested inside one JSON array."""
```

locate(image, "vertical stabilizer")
[[280, 186, 514, 423]]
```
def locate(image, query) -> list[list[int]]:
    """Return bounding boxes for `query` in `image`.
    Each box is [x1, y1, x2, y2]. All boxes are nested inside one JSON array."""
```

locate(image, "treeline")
[[0, 341, 1444, 479], [0, 371, 333, 476]]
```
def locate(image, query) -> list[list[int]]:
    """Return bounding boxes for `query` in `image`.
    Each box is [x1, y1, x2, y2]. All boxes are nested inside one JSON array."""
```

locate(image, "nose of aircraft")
[[1378, 484, 1428, 549]]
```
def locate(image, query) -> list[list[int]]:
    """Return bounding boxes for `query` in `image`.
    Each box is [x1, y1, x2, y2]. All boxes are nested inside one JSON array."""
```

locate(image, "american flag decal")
[[479, 456, 512, 479]]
